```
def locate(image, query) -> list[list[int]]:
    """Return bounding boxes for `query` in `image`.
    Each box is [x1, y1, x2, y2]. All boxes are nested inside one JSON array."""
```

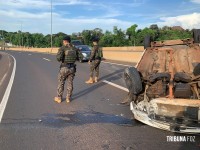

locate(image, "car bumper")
[[130, 99, 200, 134], [82, 57, 89, 60]]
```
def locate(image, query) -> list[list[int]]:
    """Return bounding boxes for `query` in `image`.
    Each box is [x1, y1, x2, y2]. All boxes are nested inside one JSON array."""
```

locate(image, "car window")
[[78, 46, 91, 52], [72, 40, 83, 45]]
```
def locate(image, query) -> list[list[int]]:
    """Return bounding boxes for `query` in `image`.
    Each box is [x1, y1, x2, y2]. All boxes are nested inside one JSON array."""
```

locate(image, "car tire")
[[193, 29, 200, 43], [144, 35, 151, 49], [193, 63, 200, 76], [148, 73, 171, 83], [174, 72, 191, 83], [124, 67, 143, 95]]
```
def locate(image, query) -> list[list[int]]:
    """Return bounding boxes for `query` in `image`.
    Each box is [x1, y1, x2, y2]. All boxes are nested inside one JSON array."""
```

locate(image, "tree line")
[[0, 24, 193, 48]]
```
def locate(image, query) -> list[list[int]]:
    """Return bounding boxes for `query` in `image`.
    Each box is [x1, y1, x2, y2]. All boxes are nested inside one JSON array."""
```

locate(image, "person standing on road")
[[54, 36, 82, 104], [85, 37, 103, 84]]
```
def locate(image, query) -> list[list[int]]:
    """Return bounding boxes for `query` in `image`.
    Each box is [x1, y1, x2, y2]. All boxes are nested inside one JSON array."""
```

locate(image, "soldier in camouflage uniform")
[[85, 37, 103, 84], [54, 36, 82, 104]]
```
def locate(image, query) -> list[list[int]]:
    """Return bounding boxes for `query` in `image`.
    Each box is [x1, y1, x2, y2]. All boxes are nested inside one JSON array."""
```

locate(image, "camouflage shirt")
[[56, 44, 83, 63], [89, 44, 103, 61]]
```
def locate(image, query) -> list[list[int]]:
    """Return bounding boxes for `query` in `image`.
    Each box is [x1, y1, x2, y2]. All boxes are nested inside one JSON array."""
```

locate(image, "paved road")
[[0, 50, 199, 150]]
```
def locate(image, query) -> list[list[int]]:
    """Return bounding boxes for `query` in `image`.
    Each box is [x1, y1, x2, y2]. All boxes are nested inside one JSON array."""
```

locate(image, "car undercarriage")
[[124, 29, 200, 134]]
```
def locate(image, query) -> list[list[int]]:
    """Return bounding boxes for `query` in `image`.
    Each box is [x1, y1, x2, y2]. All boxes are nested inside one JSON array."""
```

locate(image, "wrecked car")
[[124, 29, 200, 134]]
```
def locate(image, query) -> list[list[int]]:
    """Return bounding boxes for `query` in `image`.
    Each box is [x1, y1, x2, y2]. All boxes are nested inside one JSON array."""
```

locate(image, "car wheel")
[[148, 73, 171, 83], [124, 67, 143, 95], [193, 63, 200, 76], [193, 29, 200, 43], [144, 35, 151, 49], [174, 72, 191, 83]]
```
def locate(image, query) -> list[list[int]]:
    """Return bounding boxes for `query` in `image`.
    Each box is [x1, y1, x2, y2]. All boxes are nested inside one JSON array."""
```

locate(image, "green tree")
[[157, 29, 192, 41], [100, 30, 114, 47], [44, 34, 51, 47], [81, 30, 92, 45], [53, 32, 67, 47], [92, 28, 103, 38], [135, 28, 157, 46], [113, 26, 127, 46], [0, 24, 193, 48], [149, 24, 159, 30], [126, 24, 138, 46], [32, 33, 46, 48]]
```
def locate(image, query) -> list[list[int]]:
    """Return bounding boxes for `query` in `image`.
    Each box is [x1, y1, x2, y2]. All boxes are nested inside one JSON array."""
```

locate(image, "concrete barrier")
[[10, 47, 58, 53], [102, 46, 144, 51], [10, 46, 144, 63], [102, 46, 144, 63]]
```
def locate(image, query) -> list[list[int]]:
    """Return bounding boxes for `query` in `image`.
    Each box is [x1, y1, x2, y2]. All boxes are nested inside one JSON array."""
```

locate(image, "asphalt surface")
[[0, 50, 199, 150]]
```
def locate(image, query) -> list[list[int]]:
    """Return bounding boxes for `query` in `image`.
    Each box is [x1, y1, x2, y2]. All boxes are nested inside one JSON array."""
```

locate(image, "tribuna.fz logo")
[[167, 136, 195, 142]]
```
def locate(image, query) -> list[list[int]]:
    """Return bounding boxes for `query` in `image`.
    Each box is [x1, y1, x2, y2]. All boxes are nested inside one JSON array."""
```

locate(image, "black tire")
[[144, 35, 151, 49], [124, 67, 143, 95], [148, 73, 171, 83], [193, 63, 200, 76], [174, 72, 191, 83], [193, 29, 200, 43]]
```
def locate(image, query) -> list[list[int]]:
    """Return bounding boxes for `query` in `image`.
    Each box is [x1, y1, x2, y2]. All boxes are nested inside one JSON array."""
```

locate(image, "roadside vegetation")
[[0, 24, 192, 48]]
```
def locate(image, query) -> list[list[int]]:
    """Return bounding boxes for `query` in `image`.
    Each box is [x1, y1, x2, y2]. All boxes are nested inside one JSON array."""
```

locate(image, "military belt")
[[60, 63, 75, 68]]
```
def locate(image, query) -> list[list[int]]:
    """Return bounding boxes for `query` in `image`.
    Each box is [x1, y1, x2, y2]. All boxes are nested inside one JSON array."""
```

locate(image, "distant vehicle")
[[71, 40, 83, 46], [124, 29, 200, 134], [76, 45, 91, 63]]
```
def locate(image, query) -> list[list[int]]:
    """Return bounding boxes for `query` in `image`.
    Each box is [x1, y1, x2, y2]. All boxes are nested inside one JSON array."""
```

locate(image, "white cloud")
[[0, 0, 91, 10], [0, 0, 135, 34], [54, 0, 91, 6], [0, 0, 50, 9], [0, 8, 133, 34], [190, 0, 200, 4], [95, 3, 123, 18], [0, 10, 56, 19], [110, 0, 146, 7], [55, 18, 132, 34], [156, 13, 200, 29]]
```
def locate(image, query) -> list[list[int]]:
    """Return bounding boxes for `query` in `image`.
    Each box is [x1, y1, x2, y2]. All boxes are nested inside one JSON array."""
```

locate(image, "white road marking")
[[0, 54, 16, 122], [102, 80, 129, 92], [28, 54, 32, 56], [43, 58, 51, 61], [102, 61, 131, 67], [8, 55, 11, 68], [0, 73, 8, 87]]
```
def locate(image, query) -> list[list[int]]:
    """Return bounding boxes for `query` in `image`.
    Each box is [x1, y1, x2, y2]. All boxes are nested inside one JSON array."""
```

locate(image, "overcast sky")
[[0, 0, 200, 35]]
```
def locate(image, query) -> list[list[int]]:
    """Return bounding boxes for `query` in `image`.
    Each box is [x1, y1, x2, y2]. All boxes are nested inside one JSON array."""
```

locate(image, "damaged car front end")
[[124, 29, 200, 134]]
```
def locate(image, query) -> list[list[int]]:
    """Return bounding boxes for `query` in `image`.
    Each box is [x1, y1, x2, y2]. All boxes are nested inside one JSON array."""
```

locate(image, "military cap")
[[92, 36, 99, 42], [63, 36, 71, 42]]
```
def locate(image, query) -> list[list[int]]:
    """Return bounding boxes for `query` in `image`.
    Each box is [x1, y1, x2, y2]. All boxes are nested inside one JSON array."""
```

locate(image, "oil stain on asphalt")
[[40, 110, 141, 128]]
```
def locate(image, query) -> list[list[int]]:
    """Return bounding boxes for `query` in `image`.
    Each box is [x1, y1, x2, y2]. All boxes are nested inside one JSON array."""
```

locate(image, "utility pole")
[[21, 22, 23, 48], [51, 0, 53, 53], [27, 35, 29, 48], [1, 30, 5, 50], [20, 23, 22, 48]]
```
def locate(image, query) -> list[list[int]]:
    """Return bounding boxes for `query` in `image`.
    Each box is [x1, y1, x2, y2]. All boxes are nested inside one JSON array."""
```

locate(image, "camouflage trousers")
[[90, 59, 101, 78], [57, 66, 76, 98]]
